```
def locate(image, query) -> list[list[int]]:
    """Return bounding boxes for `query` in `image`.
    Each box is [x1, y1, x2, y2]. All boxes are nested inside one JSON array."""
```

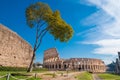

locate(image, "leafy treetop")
[[26, 2, 73, 42]]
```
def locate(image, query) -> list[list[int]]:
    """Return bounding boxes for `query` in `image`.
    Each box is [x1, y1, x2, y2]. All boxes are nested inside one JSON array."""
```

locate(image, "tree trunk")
[[27, 26, 47, 72], [27, 50, 35, 72]]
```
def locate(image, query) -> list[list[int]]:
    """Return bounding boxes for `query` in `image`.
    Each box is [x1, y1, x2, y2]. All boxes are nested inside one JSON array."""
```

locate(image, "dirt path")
[[37, 71, 82, 80], [92, 74, 102, 80], [52, 72, 81, 80]]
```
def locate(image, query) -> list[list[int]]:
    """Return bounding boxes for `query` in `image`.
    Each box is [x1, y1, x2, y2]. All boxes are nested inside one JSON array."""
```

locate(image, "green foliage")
[[0, 66, 27, 71], [47, 10, 73, 42], [26, 2, 74, 42], [75, 72, 93, 80], [0, 66, 48, 72], [26, 2, 52, 28]]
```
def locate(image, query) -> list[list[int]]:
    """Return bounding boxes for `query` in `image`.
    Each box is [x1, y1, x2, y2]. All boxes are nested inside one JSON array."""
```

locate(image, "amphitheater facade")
[[0, 24, 33, 67], [43, 48, 106, 73]]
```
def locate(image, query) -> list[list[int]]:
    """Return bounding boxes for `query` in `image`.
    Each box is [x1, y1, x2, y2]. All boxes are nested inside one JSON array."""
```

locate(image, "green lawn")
[[75, 72, 93, 80], [0, 71, 41, 80], [0, 67, 48, 80], [98, 73, 120, 80], [0, 76, 41, 80]]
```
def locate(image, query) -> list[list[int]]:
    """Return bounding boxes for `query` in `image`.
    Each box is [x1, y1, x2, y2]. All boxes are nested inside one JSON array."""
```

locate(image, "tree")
[[26, 2, 74, 72]]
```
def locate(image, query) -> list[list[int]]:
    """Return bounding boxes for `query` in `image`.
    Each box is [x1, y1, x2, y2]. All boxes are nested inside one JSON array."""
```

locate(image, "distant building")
[[115, 52, 120, 74], [43, 48, 106, 73], [33, 62, 43, 68], [0, 24, 33, 67]]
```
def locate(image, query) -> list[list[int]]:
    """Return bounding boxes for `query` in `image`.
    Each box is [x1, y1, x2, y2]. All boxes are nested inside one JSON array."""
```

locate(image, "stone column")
[[93, 65, 95, 72], [57, 64, 59, 69]]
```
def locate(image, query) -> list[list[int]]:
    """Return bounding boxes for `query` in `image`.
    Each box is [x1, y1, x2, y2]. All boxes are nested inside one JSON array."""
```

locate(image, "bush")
[[0, 66, 27, 71], [0, 66, 48, 72]]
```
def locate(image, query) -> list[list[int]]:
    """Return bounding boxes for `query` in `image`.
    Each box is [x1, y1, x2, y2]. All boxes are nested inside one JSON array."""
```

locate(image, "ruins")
[[115, 52, 120, 74], [43, 48, 106, 73], [0, 24, 33, 67]]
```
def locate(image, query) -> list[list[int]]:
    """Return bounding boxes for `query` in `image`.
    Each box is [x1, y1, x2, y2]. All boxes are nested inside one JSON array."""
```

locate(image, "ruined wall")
[[43, 48, 60, 63], [43, 48, 64, 70], [0, 24, 33, 67]]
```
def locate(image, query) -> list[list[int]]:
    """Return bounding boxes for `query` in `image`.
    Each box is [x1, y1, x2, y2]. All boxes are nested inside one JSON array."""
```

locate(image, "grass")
[[98, 73, 120, 80], [75, 72, 93, 80], [0, 74, 42, 80], [0, 67, 48, 80], [0, 72, 42, 80], [0, 66, 48, 72]]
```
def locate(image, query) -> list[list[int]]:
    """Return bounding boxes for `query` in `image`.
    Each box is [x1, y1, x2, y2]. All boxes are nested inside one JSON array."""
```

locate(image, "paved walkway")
[[92, 74, 102, 80]]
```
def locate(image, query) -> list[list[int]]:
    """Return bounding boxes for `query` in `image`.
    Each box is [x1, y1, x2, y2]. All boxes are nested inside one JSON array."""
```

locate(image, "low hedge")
[[0, 66, 27, 71], [0, 66, 48, 72]]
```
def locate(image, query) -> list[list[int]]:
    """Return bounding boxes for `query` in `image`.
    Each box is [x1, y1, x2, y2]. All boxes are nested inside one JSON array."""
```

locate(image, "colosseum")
[[43, 48, 106, 73], [0, 24, 33, 67]]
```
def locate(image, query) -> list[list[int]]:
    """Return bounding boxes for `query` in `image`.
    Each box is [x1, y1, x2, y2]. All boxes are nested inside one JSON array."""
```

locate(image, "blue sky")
[[0, 0, 119, 64]]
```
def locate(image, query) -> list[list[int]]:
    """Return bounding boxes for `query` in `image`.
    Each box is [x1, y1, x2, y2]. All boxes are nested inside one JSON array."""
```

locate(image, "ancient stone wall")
[[0, 24, 33, 67]]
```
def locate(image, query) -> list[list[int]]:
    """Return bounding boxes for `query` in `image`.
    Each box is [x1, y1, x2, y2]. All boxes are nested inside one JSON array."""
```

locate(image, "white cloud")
[[93, 39, 120, 55], [79, 0, 120, 55], [100, 55, 117, 64]]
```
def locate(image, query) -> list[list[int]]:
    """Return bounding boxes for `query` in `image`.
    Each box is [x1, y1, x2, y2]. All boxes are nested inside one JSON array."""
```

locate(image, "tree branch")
[[33, 24, 39, 50], [35, 30, 48, 51], [38, 28, 47, 39], [33, 21, 46, 51], [38, 21, 46, 32]]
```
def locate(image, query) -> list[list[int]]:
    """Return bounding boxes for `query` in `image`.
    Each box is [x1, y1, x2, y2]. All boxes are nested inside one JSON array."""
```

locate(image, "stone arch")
[[59, 64, 61, 69], [64, 64, 67, 69], [52, 64, 54, 69]]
